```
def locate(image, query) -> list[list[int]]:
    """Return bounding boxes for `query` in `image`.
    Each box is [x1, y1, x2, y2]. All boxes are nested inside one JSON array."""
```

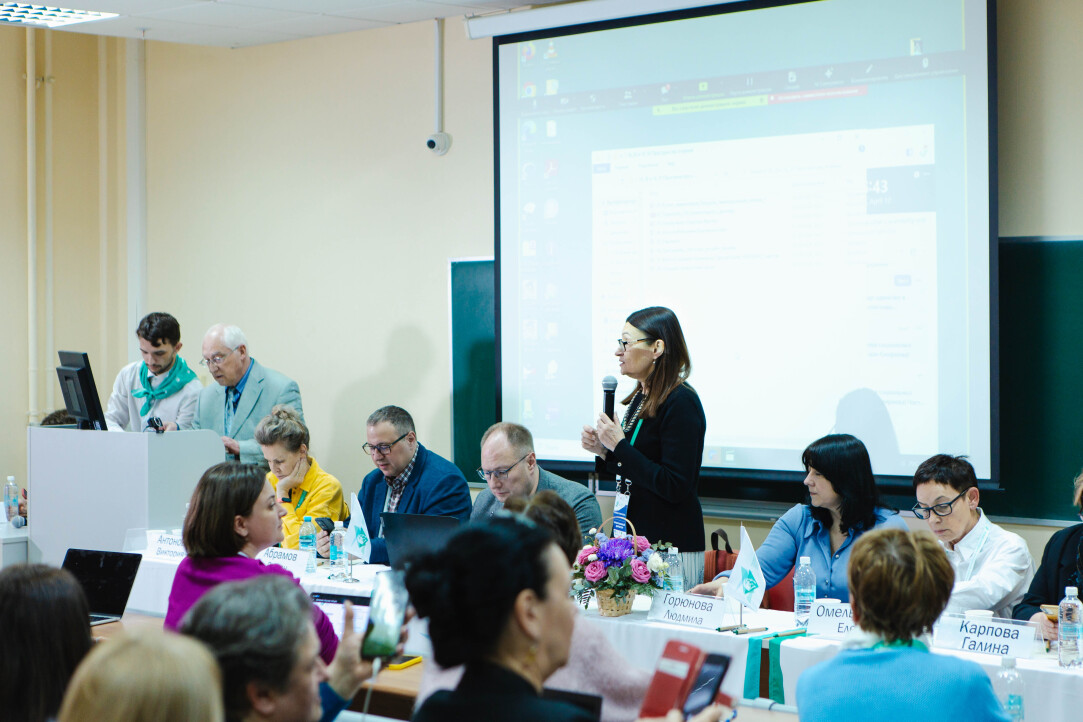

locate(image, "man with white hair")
[[194, 323, 303, 466]]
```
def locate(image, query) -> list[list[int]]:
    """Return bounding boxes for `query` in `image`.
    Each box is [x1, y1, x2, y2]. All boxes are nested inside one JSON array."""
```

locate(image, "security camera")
[[426, 132, 451, 155]]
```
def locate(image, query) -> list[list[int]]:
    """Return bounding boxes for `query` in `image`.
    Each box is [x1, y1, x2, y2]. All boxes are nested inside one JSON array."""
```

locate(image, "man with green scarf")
[[105, 312, 202, 432]]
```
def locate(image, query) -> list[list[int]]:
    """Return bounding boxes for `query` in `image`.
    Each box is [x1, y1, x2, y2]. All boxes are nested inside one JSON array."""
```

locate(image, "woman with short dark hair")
[[408, 517, 594, 722], [164, 461, 338, 663], [691, 434, 906, 602], [0, 564, 92, 722], [581, 306, 707, 584], [796, 528, 1009, 721]]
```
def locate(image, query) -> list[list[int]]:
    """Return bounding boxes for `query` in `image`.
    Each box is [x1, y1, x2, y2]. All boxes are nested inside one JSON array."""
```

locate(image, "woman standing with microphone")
[[582, 306, 707, 586]]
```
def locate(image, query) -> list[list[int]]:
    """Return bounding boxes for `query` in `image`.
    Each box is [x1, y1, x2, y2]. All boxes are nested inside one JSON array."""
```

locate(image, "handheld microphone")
[[602, 376, 618, 421], [147, 417, 165, 434]]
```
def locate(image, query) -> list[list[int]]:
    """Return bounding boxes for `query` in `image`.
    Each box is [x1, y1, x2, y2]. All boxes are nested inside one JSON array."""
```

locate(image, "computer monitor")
[[56, 350, 107, 430]]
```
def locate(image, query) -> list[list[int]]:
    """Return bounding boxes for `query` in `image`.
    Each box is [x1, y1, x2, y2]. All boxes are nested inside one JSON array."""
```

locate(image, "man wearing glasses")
[[471, 422, 602, 534], [193, 323, 303, 466], [357, 405, 471, 566], [912, 454, 1034, 618]]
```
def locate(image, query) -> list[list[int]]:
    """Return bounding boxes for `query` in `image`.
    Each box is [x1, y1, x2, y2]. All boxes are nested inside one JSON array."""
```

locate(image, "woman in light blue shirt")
[[692, 434, 907, 602]]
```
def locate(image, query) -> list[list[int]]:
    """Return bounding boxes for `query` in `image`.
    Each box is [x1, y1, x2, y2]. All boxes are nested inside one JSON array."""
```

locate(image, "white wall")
[[143, 21, 493, 493]]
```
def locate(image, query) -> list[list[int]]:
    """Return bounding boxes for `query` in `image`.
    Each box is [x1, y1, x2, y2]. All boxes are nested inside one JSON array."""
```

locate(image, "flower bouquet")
[[571, 519, 671, 617]]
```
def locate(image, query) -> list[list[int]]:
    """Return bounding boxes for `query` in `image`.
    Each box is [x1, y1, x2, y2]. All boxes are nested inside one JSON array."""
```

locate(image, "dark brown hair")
[[183, 462, 267, 557], [504, 489, 582, 564], [848, 528, 953, 644], [0, 564, 92, 722], [622, 306, 694, 419], [136, 311, 182, 347]]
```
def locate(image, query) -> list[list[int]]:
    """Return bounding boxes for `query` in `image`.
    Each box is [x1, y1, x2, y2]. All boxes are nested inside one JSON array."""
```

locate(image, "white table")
[[779, 635, 1083, 720], [126, 554, 389, 616], [580, 594, 801, 701], [0, 523, 28, 568]]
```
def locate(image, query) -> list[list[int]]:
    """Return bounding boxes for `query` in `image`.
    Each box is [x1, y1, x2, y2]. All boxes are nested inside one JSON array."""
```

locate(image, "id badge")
[[612, 488, 630, 538]]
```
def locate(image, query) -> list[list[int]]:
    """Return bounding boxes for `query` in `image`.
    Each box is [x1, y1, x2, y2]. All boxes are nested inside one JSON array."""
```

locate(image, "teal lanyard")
[[629, 419, 643, 447]]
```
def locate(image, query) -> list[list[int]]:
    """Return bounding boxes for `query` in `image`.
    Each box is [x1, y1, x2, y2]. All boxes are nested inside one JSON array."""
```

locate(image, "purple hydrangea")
[[597, 537, 636, 566]]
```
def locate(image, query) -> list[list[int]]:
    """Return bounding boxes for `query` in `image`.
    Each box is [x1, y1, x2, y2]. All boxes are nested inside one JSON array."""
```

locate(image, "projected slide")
[[497, 0, 993, 480]]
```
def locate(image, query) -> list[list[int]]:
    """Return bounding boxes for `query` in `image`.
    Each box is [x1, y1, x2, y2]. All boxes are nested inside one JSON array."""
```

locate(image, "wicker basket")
[[590, 516, 642, 618], [596, 588, 636, 617]]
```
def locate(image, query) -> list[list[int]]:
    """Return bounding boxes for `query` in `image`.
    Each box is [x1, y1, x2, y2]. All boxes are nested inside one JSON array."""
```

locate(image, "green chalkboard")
[[450, 259, 496, 482], [987, 238, 1083, 522]]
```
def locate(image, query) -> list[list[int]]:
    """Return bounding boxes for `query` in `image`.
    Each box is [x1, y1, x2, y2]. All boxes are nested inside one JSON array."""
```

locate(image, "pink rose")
[[630, 558, 652, 583], [584, 560, 607, 583], [633, 536, 651, 553], [576, 546, 599, 566]]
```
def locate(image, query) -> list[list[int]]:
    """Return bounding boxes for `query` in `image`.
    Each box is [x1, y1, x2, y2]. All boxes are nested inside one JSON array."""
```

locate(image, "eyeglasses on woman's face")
[[911, 489, 967, 519]]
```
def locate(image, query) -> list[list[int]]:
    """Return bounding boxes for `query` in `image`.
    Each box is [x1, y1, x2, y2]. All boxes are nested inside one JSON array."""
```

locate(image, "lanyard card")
[[612, 487, 630, 538]]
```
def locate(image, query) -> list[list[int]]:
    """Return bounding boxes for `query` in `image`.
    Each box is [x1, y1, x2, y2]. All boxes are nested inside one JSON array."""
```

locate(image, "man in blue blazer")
[[359, 405, 471, 565], [193, 324, 303, 467]]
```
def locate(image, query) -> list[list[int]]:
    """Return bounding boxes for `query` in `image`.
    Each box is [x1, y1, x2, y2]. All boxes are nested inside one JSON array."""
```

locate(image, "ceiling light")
[[0, 3, 118, 28]]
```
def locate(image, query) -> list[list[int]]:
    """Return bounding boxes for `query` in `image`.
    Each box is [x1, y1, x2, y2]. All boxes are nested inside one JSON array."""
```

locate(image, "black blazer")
[[412, 661, 598, 722], [1012, 523, 1083, 621], [601, 383, 706, 552]]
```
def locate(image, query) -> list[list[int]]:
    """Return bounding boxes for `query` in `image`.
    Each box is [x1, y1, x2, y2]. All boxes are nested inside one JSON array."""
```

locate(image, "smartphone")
[[639, 640, 702, 718], [314, 517, 336, 534], [387, 654, 422, 670], [681, 653, 731, 718], [361, 570, 408, 659]]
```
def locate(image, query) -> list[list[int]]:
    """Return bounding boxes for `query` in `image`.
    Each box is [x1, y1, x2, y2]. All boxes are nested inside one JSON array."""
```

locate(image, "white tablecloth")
[[779, 635, 1083, 720], [126, 554, 389, 616], [580, 594, 799, 701]]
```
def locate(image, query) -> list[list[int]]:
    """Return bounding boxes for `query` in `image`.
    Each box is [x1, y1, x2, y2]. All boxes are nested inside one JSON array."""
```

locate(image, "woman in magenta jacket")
[[164, 461, 338, 663]]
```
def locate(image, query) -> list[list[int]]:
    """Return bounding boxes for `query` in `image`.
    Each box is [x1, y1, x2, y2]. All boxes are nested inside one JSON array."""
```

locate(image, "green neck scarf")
[[133, 356, 198, 416], [870, 638, 929, 653]]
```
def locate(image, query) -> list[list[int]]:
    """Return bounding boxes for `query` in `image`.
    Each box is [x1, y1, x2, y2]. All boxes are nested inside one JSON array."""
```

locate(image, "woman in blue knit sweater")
[[796, 528, 1009, 722]]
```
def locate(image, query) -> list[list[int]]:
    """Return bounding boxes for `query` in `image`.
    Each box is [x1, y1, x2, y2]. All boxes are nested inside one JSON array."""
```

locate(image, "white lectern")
[[27, 427, 224, 565]]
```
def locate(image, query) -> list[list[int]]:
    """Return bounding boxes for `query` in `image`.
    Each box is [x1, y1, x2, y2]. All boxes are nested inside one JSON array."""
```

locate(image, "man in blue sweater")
[[358, 405, 472, 565]]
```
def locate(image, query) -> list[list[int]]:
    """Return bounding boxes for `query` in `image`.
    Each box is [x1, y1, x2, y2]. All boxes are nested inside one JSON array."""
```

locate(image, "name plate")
[[932, 614, 1037, 658], [807, 600, 855, 638], [647, 591, 727, 631], [257, 547, 311, 579], [144, 532, 186, 561]]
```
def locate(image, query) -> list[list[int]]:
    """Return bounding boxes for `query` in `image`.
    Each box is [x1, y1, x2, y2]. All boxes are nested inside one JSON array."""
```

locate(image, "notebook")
[[379, 513, 462, 570], [61, 548, 142, 626]]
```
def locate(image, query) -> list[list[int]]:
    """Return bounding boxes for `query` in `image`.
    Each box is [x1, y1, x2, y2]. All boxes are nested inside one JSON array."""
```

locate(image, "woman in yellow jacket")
[[255, 404, 349, 548]]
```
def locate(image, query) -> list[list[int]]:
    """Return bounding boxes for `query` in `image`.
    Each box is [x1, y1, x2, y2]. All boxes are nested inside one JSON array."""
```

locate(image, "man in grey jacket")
[[472, 422, 602, 534]]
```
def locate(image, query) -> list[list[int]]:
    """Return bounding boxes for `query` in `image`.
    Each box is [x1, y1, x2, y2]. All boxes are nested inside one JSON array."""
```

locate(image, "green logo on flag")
[[740, 567, 759, 594], [354, 526, 369, 548]]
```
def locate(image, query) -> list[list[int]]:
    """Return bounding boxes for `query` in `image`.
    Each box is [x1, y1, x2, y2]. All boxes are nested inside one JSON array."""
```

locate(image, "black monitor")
[[56, 351, 107, 430]]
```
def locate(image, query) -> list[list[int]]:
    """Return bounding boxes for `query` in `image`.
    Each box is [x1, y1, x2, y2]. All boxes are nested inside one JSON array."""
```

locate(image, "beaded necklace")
[[622, 390, 646, 433]]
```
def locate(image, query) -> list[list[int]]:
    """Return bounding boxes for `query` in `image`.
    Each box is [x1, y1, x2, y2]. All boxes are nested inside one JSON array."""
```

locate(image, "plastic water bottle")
[[793, 556, 816, 628], [299, 516, 317, 573], [995, 656, 1024, 721], [330, 521, 346, 575], [1058, 586, 1083, 668], [666, 547, 684, 592], [3, 477, 18, 523]]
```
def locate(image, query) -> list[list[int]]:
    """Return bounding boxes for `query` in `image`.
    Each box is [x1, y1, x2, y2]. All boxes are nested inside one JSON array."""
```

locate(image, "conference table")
[[778, 634, 1083, 720]]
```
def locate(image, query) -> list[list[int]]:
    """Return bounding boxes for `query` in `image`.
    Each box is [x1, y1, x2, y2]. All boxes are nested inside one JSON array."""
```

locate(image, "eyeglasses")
[[199, 347, 237, 368], [477, 453, 530, 482], [912, 490, 967, 519], [616, 337, 651, 351], [362, 432, 409, 456]]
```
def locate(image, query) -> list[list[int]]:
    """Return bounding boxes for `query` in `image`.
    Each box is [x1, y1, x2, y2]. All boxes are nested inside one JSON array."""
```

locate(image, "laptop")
[[61, 548, 142, 626], [309, 592, 371, 638], [379, 513, 462, 570]]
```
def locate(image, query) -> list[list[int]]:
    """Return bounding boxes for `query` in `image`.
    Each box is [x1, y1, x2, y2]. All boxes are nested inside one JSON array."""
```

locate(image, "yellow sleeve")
[[299, 472, 347, 524], [280, 513, 301, 550]]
